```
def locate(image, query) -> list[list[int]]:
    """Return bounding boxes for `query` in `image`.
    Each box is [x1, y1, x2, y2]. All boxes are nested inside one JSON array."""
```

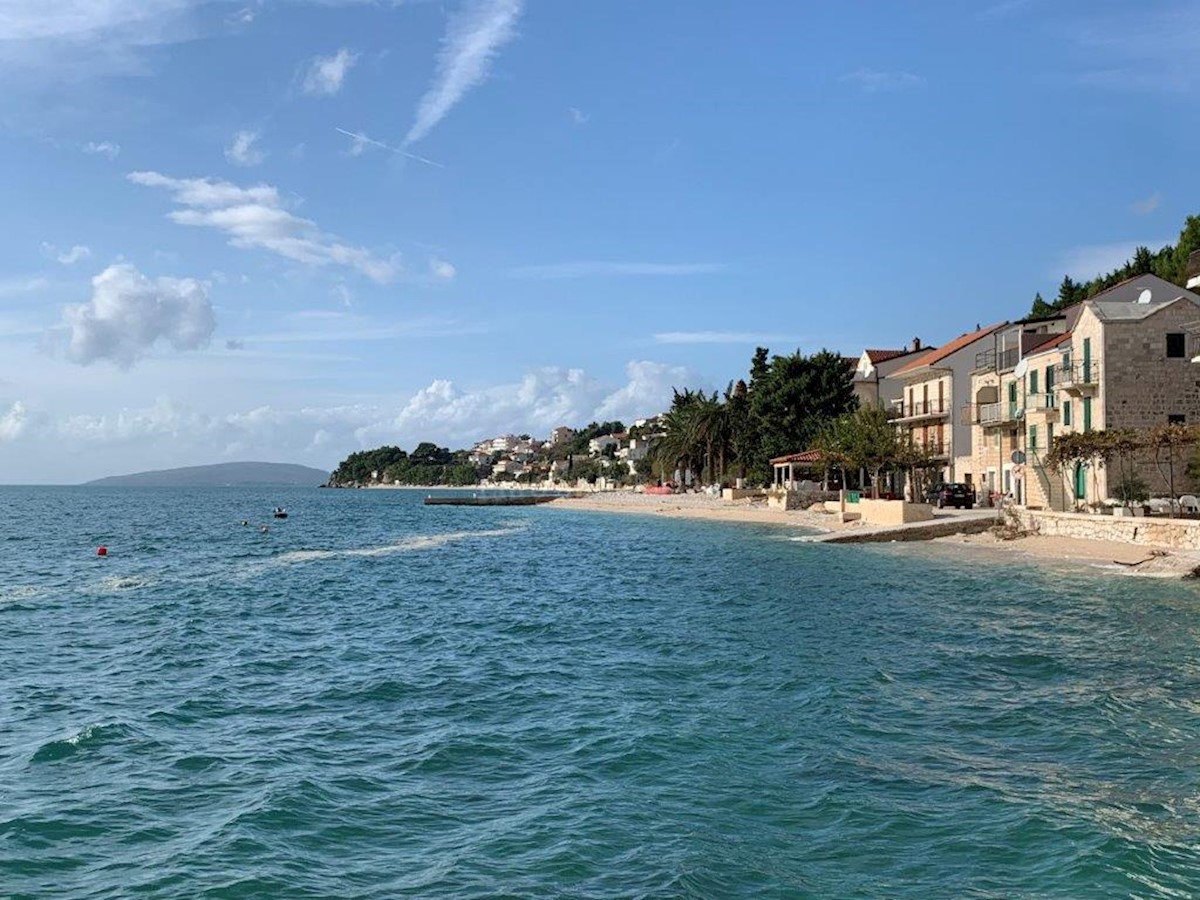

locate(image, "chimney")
[[913, 337, 922, 351]]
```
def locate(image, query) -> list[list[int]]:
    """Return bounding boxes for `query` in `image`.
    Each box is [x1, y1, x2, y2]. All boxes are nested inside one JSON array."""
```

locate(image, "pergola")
[[770, 450, 823, 490]]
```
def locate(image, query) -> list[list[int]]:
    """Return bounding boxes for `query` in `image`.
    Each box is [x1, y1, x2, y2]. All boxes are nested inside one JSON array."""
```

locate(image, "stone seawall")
[[1017, 509, 1200, 551]]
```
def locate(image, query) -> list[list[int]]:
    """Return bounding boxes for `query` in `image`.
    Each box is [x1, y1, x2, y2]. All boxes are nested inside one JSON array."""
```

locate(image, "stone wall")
[[1017, 509, 1200, 551], [857, 498, 935, 526]]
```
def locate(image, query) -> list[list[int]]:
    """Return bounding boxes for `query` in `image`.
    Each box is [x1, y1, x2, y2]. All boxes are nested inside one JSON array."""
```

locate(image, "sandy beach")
[[547, 491, 1200, 578]]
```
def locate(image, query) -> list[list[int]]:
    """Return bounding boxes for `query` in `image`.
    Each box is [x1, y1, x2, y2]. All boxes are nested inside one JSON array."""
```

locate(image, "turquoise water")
[[2, 487, 1199, 898]]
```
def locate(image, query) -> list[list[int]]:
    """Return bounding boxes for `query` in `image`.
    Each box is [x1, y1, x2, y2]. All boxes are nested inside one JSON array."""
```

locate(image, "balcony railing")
[[911, 442, 947, 457], [1058, 363, 1097, 389], [998, 348, 1019, 371], [1027, 392, 1057, 410], [972, 402, 1020, 426], [895, 399, 949, 419], [974, 348, 996, 371]]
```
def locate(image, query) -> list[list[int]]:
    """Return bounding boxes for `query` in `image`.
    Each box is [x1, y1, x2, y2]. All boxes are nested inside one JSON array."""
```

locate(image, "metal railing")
[[896, 399, 948, 418], [1058, 363, 1097, 388], [976, 402, 1020, 425]]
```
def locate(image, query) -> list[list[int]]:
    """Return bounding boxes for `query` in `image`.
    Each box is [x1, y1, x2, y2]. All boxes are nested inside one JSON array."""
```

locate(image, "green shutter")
[[1083, 397, 1093, 433], [1029, 370, 1039, 396], [1029, 425, 1038, 451], [1063, 400, 1072, 426]]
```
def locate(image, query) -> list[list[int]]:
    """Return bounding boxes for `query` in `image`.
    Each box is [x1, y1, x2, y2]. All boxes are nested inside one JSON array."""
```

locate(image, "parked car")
[[925, 482, 976, 509]]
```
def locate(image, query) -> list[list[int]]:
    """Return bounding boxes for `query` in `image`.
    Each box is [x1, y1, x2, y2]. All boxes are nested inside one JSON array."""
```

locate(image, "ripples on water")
[[2, 486, 1199, 898]]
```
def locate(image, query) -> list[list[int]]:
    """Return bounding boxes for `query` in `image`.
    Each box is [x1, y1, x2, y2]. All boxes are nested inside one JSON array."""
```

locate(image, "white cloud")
[[365, 360, 699, 447], [510, 261, 726, 280], [1055, 239, 1173, 281], [42, 243, 91, 265], [334, 127, 444, 168], [302, 47, 358, 97], [569, 107, 589, 126], [0, 401, 28, 442], [129, 170, 398, 282], [83, 141, 121, 159], [55, 263, 216, 368], [430, 258, 457, 281], [1131, 191, 1162, 215], [1072, 6, 1200, 93], [406, 0, 524, 145], [653, 331, 804, 345], [225, 129, 266, 167], [839, 69, 925, 93]]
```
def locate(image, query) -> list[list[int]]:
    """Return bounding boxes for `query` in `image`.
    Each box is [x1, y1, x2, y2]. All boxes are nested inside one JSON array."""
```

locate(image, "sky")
[[1, 0, 1198, 482]]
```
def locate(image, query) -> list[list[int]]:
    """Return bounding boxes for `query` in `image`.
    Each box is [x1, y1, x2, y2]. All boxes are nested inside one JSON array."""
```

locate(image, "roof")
[[1086, 273, 1200, 316], [770, 450, 823, 465], [865, 349, 908, 364], [892, 321, 1009, 376]]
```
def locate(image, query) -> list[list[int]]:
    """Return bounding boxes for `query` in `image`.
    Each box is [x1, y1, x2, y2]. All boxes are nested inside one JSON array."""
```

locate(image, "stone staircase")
[[1027, 450, 1069, 511]]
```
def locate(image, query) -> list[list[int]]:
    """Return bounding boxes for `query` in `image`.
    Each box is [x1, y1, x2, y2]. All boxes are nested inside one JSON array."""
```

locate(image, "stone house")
[[970, 275, 1200, 509]]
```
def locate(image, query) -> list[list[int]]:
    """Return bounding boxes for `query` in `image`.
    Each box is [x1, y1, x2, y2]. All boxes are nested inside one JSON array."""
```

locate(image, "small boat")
[[272, 507, 288, 519]]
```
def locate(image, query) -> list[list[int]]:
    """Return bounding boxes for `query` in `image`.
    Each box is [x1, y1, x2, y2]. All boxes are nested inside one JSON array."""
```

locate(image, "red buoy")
[[97, 546, 108, 557]]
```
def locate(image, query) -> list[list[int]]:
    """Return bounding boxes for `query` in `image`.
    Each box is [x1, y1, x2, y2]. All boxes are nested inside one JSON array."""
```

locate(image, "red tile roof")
[[770, 450, 823, 465], [1025, 331, 1072, 355], [892, 322, 1008, 375], [865, 349, 908, 364]]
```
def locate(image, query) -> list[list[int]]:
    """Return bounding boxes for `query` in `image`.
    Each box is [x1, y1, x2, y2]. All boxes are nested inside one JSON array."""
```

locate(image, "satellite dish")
[[1015, 407, 1026, 419], [1011, 450, 1026, 465], [1013, 358, 1029, 378], [1137, 289, 1153, 305]]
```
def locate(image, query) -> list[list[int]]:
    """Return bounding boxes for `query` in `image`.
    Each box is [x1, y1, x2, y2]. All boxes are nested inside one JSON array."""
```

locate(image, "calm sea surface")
[[2, 486, 1199, 898]]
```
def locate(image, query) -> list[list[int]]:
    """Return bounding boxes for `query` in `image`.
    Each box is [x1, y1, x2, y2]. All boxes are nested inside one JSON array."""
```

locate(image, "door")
[[1074, 463, 1086, 500]]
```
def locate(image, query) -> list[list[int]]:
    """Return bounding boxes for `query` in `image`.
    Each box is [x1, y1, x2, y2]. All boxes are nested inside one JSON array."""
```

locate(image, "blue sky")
[[0, 0, 1197, 481]]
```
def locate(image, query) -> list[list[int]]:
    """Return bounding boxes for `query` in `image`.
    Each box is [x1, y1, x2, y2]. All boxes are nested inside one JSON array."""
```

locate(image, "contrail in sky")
[[335, 127, 445, 168]]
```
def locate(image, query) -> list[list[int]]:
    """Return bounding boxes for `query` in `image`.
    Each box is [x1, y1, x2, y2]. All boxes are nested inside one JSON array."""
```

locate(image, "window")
[[1029, 425, 1038, 451], [1063, 400, 1072, 427], [1029, 370, 1039, 395], [1083, 397, 1093, 433], [1167, 333, 1186, 358], [1169, 414, 1186, 425]]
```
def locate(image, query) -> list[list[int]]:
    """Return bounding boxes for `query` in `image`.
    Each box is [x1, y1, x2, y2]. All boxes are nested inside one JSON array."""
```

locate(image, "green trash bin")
[[847, 491, 861, 503]]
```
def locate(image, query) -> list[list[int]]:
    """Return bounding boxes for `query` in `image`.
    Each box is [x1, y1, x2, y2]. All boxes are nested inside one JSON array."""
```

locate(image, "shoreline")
[[546, 492, 1200, 579]]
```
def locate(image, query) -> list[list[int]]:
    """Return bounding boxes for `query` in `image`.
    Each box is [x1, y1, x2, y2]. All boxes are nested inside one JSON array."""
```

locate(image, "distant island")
[[85, 461, 330, 488]]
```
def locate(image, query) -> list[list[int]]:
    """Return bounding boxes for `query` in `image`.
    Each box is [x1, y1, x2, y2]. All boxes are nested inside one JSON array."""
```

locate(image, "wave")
[[87, 574, 156, 594], [30, 722, 135, 763], [272, 526, 526, 566]]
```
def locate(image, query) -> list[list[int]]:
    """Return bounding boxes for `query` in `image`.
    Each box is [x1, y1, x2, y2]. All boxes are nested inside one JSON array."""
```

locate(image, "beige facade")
[[968, 275, 1200, 510]]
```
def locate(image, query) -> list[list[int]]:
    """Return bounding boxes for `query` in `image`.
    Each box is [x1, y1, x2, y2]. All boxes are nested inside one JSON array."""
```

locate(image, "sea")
[[1, 486, 1199, 899]]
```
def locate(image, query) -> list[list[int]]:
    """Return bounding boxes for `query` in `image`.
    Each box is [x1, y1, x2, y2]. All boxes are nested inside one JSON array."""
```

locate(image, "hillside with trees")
[[1030, 214, 1200, 317], [327, 443, 477, 487]]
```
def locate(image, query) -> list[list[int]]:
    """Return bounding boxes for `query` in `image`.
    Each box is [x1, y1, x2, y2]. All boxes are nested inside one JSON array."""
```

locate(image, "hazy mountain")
[[85, 462, 330, 487]]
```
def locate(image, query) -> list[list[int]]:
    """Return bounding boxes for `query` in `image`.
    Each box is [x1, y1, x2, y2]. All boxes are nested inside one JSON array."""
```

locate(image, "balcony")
[[1058, 363, 1098, 393], [1024, 392, 1059, 421], [910, 441, 948, 459], [894, 399, 950, 422], [965, 402, 1021, 426]]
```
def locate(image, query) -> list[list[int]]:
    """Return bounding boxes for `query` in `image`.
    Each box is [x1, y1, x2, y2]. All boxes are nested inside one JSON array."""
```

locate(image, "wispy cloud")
[[129, 170, 399, 282], [302, 48, 358, 97], [1131, 191, 1162, 215], [569, 107, 589, 126], [653, 331, 803, 346], [510, 262, 726, 280], [225, 129, 265, 167], [334, 127, 444, 168], [42, 243, 92, 265], [83, 141, 121, 159], [981, 0, 1037, 19], [1055, 238, 1173, 281], [0, 276, 50, 297], [839, 68, 925, 93], [406, 0, 524, 146], [1072, 5, 1200, 93]]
